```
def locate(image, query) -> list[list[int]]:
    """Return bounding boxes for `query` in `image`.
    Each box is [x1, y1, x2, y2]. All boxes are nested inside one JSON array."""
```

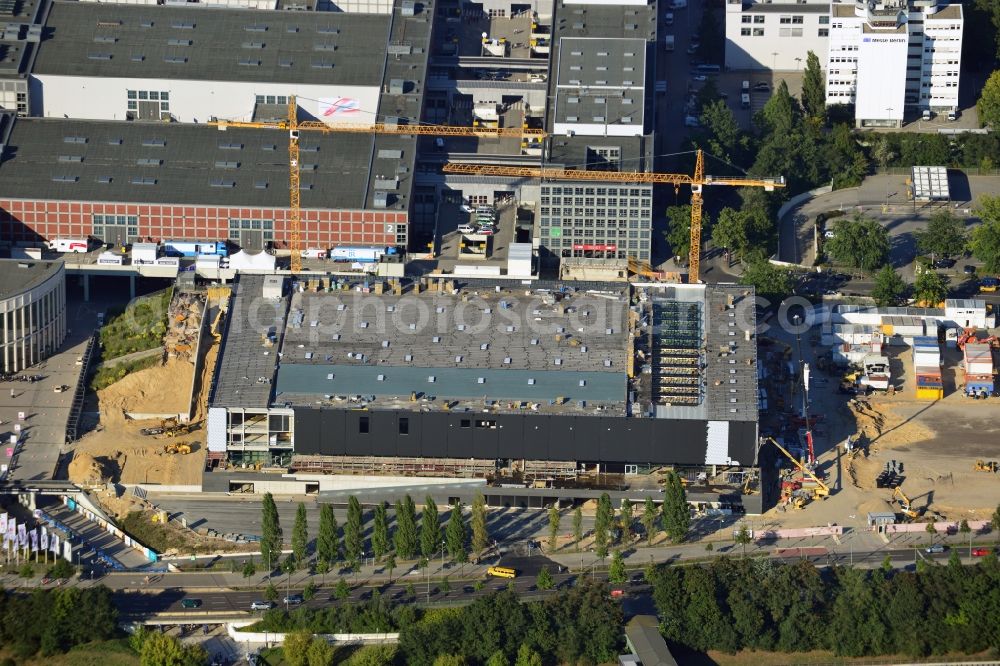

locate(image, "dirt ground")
[[97, 357, 194, 421], [69, 344, 214, 489], [759, 340, 1000, 530]]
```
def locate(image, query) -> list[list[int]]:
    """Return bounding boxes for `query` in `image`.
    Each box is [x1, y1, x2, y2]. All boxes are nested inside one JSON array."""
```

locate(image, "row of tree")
[[650, 556, 1000, 658], [263, 479, 694, 572], [260, 492, 491, 573]]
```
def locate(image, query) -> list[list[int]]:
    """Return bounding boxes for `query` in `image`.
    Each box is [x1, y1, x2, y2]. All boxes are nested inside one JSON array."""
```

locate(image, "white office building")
[[725, 0, 830, 71], [826, 0, 962, 127]]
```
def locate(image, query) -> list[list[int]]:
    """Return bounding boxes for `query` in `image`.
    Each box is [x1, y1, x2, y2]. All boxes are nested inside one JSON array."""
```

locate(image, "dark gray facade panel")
[[291, 407, 757, 467]]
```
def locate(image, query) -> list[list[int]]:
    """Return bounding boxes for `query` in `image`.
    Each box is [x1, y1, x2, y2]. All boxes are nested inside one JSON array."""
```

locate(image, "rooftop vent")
[[167, 38, 192, 46]]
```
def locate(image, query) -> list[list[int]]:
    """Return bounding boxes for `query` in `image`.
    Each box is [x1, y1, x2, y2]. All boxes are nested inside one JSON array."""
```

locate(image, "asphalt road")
[[107, 546, 979, 618]]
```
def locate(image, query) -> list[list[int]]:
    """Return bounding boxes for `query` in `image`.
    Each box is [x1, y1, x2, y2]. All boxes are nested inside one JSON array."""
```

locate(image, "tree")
[[573, 507, 584, 551], [303, 580, 317, 601], [372, 502, 389, 561], [345, 496, 364, 563], [334, 578, 351, 600], [642, 496, 660, 545], [758, 80, 801, 136], [307, 637, 335, 666], [139, 632, 207, 666], [385, 554, 396, 583], [317, 503, 339, 565], [734, 524, 752, 558], [969, 203, 1000, 273], [394, 495, 419, 559], [872, 265, 907, 306], [445, 501, 467, 563], [283, 630, 313, 666], [925, 522, 938, 544], [740, 257, 793, 302], [917, 210, 967, 261], [712, 207, 752, 258], [913, 270, 948, 306], [977, 70, 1000, 129], [801, 50, 825, 120], [486, 650, 509, 666], [421, 496, 440, 559], [700, 99, 748, 163], [292, 502, 308, 567], [514, 644, 543, 666], [992, 502, 1000, 542], [665, 205, 693, 261], [594, 493, 614, 560], [242, 559, 257, 578], [471, 491, 489, 557], [620, 499, 633, 543], [432, 656, 466, 666], [662, 472, 690, 543], [547, 505, 561, 551], [260, 492, 282, 571], [536, 566, 554, 591], [315, 557, 330, 584], [608, 550, 627, 584], [265, 582, 278, 601], [825, 215, 890, 272], [871, 136, 897, 169]]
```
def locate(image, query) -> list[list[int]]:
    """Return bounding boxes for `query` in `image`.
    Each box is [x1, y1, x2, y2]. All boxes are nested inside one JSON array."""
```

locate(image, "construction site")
[[750, 299, 1000, 532], [68, 286, 231, 502]]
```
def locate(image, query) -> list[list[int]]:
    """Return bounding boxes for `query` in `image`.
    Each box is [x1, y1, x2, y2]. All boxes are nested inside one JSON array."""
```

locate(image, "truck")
[[162, 240, 229, 258], [663, 35, 675, 51], [329, 246, 399, 263], [48, 238, 90, 253]]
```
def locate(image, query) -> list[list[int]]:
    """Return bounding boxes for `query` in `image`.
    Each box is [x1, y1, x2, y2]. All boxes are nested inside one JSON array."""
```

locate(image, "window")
[[819, 15, 829, 24], [359, 416, 370, 434], [753, 28, 764, 36], [741, 15, 751, 23], [741, 27, 751, 35], [792, 15, 803, 24], [460, 419, 471, 428], [753, 15, 765, 23], [819, 28, 829, 36], [399, 417, 409, 435], [780, 15, 791, 24]]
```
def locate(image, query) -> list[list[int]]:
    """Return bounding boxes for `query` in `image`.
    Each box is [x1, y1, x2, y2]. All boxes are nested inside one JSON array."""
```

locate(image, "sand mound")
[[98, 358, 194, 421], [68, 451, 120, 486]]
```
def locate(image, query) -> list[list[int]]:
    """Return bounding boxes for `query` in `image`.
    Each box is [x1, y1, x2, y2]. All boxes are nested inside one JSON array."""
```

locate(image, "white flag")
[[29, 529, 38, 552], [40, 527, 48, 551], [6, 519, 14, 544], [0, 513, 7, 536], [50, 534, 59, 554], [17, 523, 26, 547]]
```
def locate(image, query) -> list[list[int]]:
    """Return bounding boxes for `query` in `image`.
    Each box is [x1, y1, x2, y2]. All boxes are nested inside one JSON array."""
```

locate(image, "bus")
[[487, 566, 517, 579]]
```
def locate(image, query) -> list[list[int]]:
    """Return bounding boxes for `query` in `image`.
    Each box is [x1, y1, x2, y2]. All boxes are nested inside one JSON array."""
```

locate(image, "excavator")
[[974, 460, 998, 473], [892, 487, 921, 520], [163, 442, 192, 455], [764, 437, 830, 506], [141, 417, 192, 438]]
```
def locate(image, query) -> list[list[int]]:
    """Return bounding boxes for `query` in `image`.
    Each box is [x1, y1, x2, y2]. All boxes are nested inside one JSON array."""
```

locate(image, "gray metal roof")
[[275, 364, 626, 404], [0, 116, 377, 209], [553, 0, 658, 42], [553, 38, 647, 130], [0, 258, 62, 299], [546, 134, 653, 172], [946, 298, 985, 310], [210, 275, 286, 409], [34, 1, 390, 86], [625, 616, 678, 666]]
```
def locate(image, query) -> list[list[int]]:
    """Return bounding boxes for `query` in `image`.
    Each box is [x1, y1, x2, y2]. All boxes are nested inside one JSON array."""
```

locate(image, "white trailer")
[[131, 242, 159, 265], [49, 238, 89, 253]]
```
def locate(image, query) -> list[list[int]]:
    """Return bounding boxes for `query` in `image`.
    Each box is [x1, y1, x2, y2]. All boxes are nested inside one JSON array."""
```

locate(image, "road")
[[95, 545, 989, 618]]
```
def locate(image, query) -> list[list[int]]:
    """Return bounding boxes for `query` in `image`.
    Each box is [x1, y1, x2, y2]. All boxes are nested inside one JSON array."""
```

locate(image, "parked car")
[[963, 265, 976, 275], [972, 547, 990, 557], [457, 224, 476, 234], [283, 594, 304, 605], [947, 109, 958, 121], [250, 600, 274, 611], [684, 116, 700, 127], [754, 82, 770, 92], [181, 598, 202, 609], [925, 544, 945, 554], [933, 257, 956, 269]]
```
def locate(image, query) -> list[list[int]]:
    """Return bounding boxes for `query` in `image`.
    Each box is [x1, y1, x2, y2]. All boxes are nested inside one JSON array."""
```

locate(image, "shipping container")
[[163, 240, 228, 258], [131, 242, 159, 264]]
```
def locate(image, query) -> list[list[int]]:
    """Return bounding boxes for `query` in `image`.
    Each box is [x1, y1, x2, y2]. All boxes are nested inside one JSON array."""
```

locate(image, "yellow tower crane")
[[212, 96, 547, 273], [442, 150, 785, 282]]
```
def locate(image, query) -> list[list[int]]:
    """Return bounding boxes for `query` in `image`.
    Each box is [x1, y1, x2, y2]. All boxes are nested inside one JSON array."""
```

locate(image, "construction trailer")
[[858, 354, 891, 391], [963, 343, 995, 397], [913, 336, 943, 400]]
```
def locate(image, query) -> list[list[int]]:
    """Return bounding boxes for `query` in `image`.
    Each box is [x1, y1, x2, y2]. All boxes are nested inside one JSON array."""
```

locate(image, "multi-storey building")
[[826, 0, 963, 127], [725, 0, 831, 71]]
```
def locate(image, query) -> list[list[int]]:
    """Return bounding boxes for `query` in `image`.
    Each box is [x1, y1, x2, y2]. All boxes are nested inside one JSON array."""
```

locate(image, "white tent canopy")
[[229, 249, 276, 272]]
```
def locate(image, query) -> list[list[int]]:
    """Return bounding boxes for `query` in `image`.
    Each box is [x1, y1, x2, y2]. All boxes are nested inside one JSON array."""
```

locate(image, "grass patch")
[[99, 288, 172, 360], [90, 355, 159, 391], [0, 639, 139, 666], [119, 511, 177, 554]]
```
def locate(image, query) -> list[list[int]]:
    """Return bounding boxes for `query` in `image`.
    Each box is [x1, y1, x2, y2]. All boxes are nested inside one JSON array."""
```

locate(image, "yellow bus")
[[487, 566, 517, 579]]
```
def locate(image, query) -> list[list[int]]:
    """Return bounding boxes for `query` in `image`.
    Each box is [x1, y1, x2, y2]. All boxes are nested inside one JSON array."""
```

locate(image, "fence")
[[227, 621, 400, 646], [63, 494, 159, 563]]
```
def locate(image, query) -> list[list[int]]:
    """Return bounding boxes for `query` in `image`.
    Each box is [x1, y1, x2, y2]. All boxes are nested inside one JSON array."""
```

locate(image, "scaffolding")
[[290, 455, 498, 477], [651, 301, 704, 406]]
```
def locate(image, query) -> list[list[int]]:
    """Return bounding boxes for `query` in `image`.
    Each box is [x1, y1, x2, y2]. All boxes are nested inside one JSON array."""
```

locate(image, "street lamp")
[[772, 52, 778, 71], [794, 57, 802, 70]]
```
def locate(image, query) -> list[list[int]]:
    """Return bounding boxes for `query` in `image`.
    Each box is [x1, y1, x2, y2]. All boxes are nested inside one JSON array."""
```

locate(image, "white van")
[[457, 224, 476, 234], [49, 238, 89, 253], [741, 80, 750, 92], [741, 93, 751, 109]]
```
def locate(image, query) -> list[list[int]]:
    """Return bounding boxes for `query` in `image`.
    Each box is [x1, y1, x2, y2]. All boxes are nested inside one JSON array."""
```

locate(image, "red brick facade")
[[0, 199, 406, 247]]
